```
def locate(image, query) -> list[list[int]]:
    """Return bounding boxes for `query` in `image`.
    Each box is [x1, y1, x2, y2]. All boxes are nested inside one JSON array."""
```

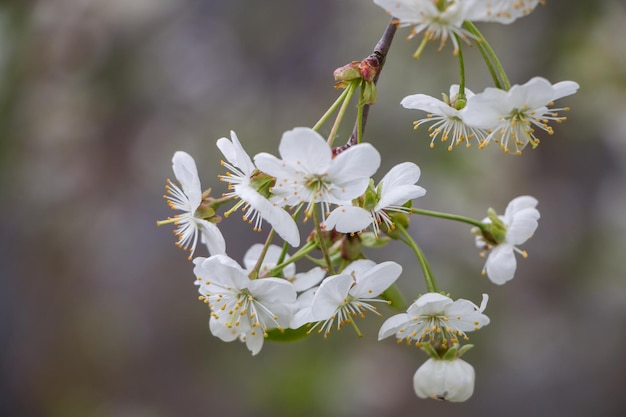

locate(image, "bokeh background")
[[2, 0, 625, 416]]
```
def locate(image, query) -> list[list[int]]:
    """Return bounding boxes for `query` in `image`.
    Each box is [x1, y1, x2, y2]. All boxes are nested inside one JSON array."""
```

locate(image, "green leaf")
[[265, 326, 312, 343]]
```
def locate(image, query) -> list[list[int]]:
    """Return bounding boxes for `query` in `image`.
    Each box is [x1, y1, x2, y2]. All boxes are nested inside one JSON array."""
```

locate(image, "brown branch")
[[335, 19, 397, 153]]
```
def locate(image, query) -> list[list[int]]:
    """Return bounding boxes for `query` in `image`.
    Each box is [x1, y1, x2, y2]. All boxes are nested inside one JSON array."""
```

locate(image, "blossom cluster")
[[157, 0, 578, 405]]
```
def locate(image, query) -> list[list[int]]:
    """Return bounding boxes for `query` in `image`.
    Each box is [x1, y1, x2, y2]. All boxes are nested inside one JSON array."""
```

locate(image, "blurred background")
[[1, 0, 625, 416]]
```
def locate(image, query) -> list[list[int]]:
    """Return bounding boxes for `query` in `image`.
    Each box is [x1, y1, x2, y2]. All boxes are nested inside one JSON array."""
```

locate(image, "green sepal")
[[420, 342, 440, 359], [456, 343, 474, 358], [265, 326, 311, 343], [381, 283, 408, 311], [360, 232, 391, 248], [249, 171, 275, 199], [442, 344, 459, 361]]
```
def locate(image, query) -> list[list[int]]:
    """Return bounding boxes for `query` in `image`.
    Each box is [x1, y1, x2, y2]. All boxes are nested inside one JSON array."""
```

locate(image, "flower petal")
[[324, 206, 373, 233], [278, 127, 331, 174], [172, 151, 202, 208], [485, 244, 517, 284], [198, 219, 226, 256], [350, 261, 402, 299], [378, 312, 411, 340], [310, 274, 353, 321]]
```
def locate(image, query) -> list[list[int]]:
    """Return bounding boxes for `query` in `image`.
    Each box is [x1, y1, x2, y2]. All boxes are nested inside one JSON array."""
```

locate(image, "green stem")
[[249, 229, 275, 279], [327, 82, 357, 146], [312, 87, 351, 132], [410, 207, 485, 229], [455, 34, 467, 104], [268, 241, 317, 277], [395, 223, 438, 293], [463, 21, 511, 90], [314, 209, 336, 275], [355, 83, 365, 144]]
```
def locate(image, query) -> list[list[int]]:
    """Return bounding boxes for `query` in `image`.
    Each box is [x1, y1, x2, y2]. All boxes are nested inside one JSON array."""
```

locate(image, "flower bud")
[[333, 61, 361, 82], [413, 358, 475, 402]]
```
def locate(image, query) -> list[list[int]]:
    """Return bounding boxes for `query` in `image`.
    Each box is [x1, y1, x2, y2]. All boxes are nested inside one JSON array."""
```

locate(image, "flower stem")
[[395, 223, 438, 293], [455, 35, 467, 104], [355, 83, 365, 144], [268, 240, 317, 277], [249, 229, 276, 279], [463, 21, 511, 90], [313, 86, 351, 133], [327, 82, 357, 146], [313, 209, 336, 275], [410, 207, 486, 229]]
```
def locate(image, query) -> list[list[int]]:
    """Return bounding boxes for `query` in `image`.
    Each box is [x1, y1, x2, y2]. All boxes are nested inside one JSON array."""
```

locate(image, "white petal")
[[401, 94, 456, 116], [291, 267, 325, 292], [485, 244, 517, 284], [216, 131, 256, 176], [244, 330, 265, 356], [249, 278, 297, 305], [324, 206, 373, 233], [278, 127, 331, 174], [504, 195, 538, 218], [209, 317, 241, 342], [253, 152, 295, 180], [551, 80, 579, 101], [243, 244, 296, 278], [310, 274, 353, 321], [236, 185, 300, 247], [350, 261, 402, 299], [198, 219, 226, 256], [172, 151, 202, 208], [327, 178, 372, 203], [376, 184, 426, 211], [378, 313, 411, 340], [328, 143, 381, 181], [413, 358, 475, 402], [506, 207, 539, 244]]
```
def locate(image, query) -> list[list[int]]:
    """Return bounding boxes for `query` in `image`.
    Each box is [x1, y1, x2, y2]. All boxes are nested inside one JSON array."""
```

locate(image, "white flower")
[[378, 292, 490, 344], [157, 151, 225, 259], [413, 358, 475, 402], [401, 85, 489, 150], [463, 77, 580, 154], [217, 131, 300, 246], [254, 127, 381, 220], [308, 259, 402, 337], [289, 287, 318, 329], [475, 195, 540, 284], [468, 0, 542, 24], [324, 162, 426, 235], [373, 0, 478, 55], [194, 254, 297, 355]]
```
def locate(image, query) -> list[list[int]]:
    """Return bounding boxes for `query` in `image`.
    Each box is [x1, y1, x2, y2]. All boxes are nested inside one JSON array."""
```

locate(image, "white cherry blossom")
[[475, 195, 540, 284], [413, 357, 475, 402], [218, 131, 300, 247], [157, 151, 225, 259], [194, 254, 297, 355], [308, 259, 402, 337], [463, 77, 580, 154], [324, 162, 426, 235], [254, 127, 381, 220], [468, 0, 542, 24], [373, 0, 478, 55], [378, 292, 490, 344], [401, 85, 488, 150]]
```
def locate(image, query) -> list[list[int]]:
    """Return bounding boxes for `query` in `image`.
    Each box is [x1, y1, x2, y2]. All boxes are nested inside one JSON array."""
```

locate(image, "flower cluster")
[[402, 77, 579, 154], [157, 0, 577, 405]]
